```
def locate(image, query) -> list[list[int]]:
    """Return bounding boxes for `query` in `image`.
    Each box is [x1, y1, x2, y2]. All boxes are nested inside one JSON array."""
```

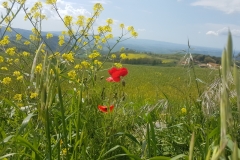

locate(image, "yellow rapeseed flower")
[[22, 51, 30, 57], [93, 3, 103, 12], [81, 61, 90, 68], [88, 50, 100, 59], [76, 15, 85, 26], [74, 64, 82, 69], [67, 70, 76, 79], [127, 26, 134, 32], [2, 1, 8, 8], [94, 60, 102, 67], [106, 34, 113, 39], [30, 92, 38, 99], [64, 15, 73, 26], [114, 63, 122, 68], [14, 94, 22, 101], [0, 56, 4, 63], [106, 18, 113, 25], [0, 35, 10, 46], [62, 52, 74, 62], [46, 0, 56, 4], [131, 31, 138, 38], [24, 41, 30, 45], [1, 67, 8, 70], [6, 27, 11, 32], [6, 47, 16, 56], [119, 23, 125, 29], [2, 77, 11, 85], [181, 108, 187, 114], [13, 71, 21, 77], [46, 33, 53, 39], [17, 75, 23, 81], [14, 58, 19, 63], [111, 54, 116, 59], [120, 53, 127, 59], [16, 34, 22, 40], [35, 63, 42, 73]]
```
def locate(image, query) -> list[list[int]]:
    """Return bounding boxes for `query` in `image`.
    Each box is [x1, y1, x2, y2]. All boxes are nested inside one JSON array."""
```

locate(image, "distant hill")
[[1, 27, 236, 57], [106, 38, 226, 57]]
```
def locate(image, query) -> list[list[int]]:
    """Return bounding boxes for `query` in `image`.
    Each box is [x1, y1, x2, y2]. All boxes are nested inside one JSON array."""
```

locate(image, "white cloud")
[[206, 27, 240, 37], [206, 31, 218, 36], [191, 0, 240, 14]]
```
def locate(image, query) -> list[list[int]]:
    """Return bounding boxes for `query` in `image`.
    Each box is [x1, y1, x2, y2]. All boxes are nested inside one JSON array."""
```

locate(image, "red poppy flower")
[[106, 67, 128, 82], [98, 105, 114, 113]]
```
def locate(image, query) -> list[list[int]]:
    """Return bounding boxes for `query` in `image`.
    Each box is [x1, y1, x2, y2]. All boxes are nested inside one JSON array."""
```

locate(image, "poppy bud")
[[100, 76, 104, 80]]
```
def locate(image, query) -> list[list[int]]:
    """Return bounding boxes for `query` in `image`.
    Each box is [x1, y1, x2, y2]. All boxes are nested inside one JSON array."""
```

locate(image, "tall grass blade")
[[189, 132, 195, 160]]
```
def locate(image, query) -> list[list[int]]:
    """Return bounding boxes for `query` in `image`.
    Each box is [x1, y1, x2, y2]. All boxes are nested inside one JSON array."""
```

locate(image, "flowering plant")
[[98, 105, 114, 113], [106, 67, 128, 82]]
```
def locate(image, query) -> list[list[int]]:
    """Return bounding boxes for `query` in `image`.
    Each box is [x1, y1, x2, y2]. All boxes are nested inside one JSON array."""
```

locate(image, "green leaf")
[[17, 113, 36, 135], [0, 153, 16, 159], [114, 132, 141, 146], [171, 154, 187, 160], [16, 136, 43, 158]]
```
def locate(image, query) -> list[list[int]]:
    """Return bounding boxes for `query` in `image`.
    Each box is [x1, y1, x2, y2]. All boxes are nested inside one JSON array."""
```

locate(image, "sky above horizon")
[[1, 0, 240, 51]]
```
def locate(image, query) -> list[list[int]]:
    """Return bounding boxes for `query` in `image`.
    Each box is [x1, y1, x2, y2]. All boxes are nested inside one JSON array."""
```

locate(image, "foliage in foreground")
[[0, 0, 240, 160]]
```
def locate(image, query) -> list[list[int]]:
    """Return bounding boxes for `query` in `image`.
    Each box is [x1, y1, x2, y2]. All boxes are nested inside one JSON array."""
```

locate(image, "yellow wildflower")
[[6, 27, 11, 32], [114, 63, 122, 68], [106, 34, 113, 39], [46, 0, 56, 4], [2, 77, 11, 85], [76, 15, 85, 26], [16, 34, 22, 40], [120, 53, 127, 59], [1, 67, 8, 70], [127, 26, 134, 31], [111, 54, 116, 59], [14, 94, 22, 101], [64, 15, 73, 26], [30, 92, 38, 99], [93, 3, 103, 12], [88, 50, 100, 59], [81, 61, 90, 68], [14, 58, 19, 63], [106, 18, 113, 25], [0, 56, 4, 63], [62, 52, 74, 62], [6, 47, 16, 56], [74, 64, 82, 69], [46, 33, 53, 39], [67, 70, 76, 79], [181, 108, 187, 114], [2, 1, 8, 8], [119, 23, 125, 29], [17, 75, 23, 81], [22, 51, 30, 57], [35, 63, 42, 73], [131, 31, 138, 38], [24, 41, 30, 45], [13, 71, 21, 77]]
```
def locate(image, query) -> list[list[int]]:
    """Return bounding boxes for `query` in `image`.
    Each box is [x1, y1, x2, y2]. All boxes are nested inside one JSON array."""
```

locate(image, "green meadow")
[[1, 1, 240, 160]]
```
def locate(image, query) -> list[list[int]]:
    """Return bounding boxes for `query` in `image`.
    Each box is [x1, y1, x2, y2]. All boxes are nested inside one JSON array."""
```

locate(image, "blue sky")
[[2, 0, 240, 50]]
